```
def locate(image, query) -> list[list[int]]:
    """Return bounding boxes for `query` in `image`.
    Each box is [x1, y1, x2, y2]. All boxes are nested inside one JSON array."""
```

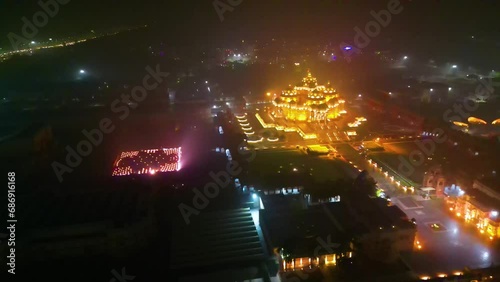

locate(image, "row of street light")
[[367, 159, 414, 193]]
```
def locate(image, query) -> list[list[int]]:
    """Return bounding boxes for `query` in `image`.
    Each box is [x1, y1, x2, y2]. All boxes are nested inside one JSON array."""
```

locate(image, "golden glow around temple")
[[273, 70, 345, 122], [468, 117, 487, 125]]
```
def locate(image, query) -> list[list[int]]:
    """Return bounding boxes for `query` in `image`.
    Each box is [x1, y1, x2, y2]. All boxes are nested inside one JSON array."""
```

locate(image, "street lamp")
[[452, 65, 457, 69], [79, 69, 86, 74], [448, 87, 452, 91], [430, 88, 433, 92], [403, 56, 408, 60]]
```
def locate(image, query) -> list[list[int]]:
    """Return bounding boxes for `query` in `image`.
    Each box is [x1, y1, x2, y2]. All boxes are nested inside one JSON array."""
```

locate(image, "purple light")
[[344, 46, 352, 51]]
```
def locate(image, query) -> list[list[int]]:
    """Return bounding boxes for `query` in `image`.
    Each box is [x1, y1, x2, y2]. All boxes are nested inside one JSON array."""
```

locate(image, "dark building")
[[259, 193, 416, 275], [169, 208, 271, 281]]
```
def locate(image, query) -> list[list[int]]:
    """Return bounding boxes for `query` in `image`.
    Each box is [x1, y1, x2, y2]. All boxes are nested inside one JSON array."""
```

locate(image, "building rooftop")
[[468, 189, 500, 215], [346, 196, 415, 232], [170, 208, 265, 270], [260, 194, 414, 247], [260, 201, 351, 257], [260, 193, 306, 212], [476, 176, 500, 192]]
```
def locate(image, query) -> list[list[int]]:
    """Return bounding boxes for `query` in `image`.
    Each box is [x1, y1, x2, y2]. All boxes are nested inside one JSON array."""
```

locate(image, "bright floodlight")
[[448, 87, 452, 91], [430, 88, 433, 92], [358, 94, 362, 97], [452, 65, 457, 68], [79, 69, 86, 74], [403, 56, 408, 60]]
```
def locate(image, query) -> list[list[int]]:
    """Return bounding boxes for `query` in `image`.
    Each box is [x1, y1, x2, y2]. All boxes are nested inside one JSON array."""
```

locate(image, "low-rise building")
[[169, 207, 270, 281], [259, 193, 416, 274], [447, 190, 500, 240], [473, 177, 500, 201]]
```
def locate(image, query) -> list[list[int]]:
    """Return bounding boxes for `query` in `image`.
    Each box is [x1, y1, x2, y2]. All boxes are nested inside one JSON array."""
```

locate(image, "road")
[[335, 143, 500, 277]]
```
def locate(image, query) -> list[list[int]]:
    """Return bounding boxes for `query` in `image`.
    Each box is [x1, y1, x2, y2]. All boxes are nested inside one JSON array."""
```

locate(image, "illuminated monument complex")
[[273, 70, 345, 122]]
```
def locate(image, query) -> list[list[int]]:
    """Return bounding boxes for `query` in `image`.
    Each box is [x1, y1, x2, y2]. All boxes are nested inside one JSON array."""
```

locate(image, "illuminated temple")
[[273, 70, 345, 122]]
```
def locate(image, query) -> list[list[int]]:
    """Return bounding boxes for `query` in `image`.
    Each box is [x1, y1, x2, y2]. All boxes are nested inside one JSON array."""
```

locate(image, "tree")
[[353, 170, 377, 197]]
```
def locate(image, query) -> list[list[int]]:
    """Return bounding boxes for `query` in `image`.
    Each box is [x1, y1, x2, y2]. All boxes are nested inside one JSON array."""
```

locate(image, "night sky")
[[0, 0, 499, 50]]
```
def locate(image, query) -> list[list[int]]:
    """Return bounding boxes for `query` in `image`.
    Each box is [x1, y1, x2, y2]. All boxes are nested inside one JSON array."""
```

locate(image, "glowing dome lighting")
[[452, 121, 469, 127], [247, 137, 263, 143], [468, 117, 487, 125]]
